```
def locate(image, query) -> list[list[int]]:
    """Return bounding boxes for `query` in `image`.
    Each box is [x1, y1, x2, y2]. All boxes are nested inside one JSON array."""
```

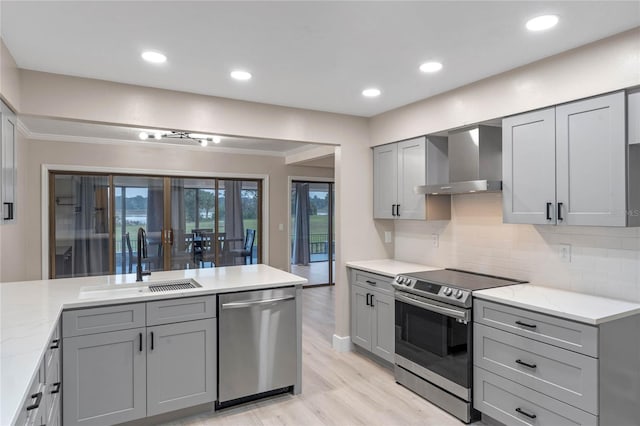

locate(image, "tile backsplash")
[[394, 193, 640, 302]]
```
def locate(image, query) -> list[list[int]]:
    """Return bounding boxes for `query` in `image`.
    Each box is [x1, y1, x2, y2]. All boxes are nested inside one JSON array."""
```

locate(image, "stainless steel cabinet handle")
[[515, 407, 537, 419], [395, 293, 469, 321], [440, 186, 452, 190], [222, 295, 296, 309]]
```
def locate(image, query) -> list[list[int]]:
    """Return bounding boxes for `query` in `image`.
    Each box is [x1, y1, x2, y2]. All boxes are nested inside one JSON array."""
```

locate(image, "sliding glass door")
[[50, 174, 111, 278], [113, 176, 165, 274], [290, 181, 335, 286], [50, 172, 262, 279]]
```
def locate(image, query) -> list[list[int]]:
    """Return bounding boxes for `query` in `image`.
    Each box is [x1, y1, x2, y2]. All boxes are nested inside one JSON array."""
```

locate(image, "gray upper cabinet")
[[147, 318, 216, 416], [503, 91, 635, 226], [503, 108, 556, 225], [629, 91, 640, 145], [374, 137, 425, 220], [556, 92, 626, 226], [1, 100, 16, 224], [373, 143, 398, 219]]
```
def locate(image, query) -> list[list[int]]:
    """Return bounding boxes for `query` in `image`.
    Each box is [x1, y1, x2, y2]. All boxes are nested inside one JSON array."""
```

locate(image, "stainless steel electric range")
[[392, 268, 526, 423]]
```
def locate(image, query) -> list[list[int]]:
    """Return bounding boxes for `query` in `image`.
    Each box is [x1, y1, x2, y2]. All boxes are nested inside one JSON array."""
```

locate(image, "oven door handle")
[[395, 293, 470, 322]]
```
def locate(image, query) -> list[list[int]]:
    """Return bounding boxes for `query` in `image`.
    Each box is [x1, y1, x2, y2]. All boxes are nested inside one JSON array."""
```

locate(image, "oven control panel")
[[393, 275, 472, 307]]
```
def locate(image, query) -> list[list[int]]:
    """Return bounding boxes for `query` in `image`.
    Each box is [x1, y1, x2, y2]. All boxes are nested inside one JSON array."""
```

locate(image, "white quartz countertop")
[[346, 259, 442, 277], [474, 284, 640, 325], [0, 264, 306, 426]]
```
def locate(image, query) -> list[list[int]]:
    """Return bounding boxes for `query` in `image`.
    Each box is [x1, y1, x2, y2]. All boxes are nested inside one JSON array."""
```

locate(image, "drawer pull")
[[51, 382, 61, 394], [26, 392, 42, 411], [515, 407, 537, 419], [50, 339, 60, 349], [515, 320, 537, 329], [365, 280, 377, 285], [515, 359, 537, 369]]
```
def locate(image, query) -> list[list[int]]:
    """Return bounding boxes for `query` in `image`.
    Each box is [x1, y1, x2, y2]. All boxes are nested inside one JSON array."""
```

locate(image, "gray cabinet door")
[[556, 91, 626, 226], [370, 290, 394, 363], [373, 143, 398, 219], [1, 100, 16, 223], [396, 137, 426, 220], [63, 328, 146, 426], [146, 318, 216, 416], [502, 108, 557, 224], [350, 284, 372, 350]]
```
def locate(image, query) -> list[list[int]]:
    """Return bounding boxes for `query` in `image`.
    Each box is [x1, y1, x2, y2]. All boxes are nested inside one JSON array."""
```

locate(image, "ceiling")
[[2, 1, 638, 117]]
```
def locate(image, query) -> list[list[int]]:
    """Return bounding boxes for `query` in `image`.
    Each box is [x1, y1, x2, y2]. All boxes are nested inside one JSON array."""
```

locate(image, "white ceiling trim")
[[20, 125, 297, 158]]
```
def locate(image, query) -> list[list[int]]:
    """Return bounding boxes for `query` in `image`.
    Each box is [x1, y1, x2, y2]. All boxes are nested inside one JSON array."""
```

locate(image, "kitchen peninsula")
[[0, 264, 306, 426]]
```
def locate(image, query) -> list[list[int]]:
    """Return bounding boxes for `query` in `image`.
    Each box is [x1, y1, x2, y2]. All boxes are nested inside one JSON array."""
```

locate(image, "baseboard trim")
[[332, 334, 353, 352]]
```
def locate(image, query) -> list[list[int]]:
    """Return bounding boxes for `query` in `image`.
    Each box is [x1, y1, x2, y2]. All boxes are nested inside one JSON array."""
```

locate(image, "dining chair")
[[199, 232, 216, 268], [230, 229, 256, 265]]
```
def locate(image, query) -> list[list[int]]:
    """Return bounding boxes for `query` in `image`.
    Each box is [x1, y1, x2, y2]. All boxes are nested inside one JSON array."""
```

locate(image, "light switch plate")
[[384, 231, 392, 244], [432, 233, 439, 248]]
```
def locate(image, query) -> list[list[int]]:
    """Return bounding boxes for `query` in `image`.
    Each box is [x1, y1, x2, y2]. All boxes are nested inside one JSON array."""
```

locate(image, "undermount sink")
[[79, 278, 201, 299]]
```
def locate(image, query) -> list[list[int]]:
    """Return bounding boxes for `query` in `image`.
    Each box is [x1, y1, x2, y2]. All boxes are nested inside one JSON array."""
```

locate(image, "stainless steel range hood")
[[416, 125, 502, 195]]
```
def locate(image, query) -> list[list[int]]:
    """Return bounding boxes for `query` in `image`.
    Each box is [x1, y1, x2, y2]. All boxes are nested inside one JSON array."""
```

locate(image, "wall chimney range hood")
[[416, 125, 502, 195]]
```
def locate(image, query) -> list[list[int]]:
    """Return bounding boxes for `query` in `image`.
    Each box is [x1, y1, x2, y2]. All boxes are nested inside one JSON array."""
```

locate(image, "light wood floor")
[[163, 286, 465, 426], [290, 261, 334, 286]]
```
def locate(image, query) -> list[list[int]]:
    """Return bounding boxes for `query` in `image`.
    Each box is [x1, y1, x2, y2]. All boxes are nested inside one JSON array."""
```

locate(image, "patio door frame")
[[42, 164, 269, 280], [287, 176, 335, 286]]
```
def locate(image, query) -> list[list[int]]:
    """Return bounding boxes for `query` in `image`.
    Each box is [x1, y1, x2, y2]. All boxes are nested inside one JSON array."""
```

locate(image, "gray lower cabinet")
[[349, 268, 394, 363], [473, 298, 640, 426], [62, 297, 217, 426], [147, 318, 216, 416], [63, 327, 147, 426]]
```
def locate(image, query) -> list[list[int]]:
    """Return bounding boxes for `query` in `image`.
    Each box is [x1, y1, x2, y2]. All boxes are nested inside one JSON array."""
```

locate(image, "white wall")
[[394, 194, 640, 302]]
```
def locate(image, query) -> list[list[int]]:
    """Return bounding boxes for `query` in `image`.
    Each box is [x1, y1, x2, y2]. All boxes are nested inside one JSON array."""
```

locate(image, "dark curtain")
[[72, 176, 109, 276], [224, 181, 244, 262], [292, 182, 311, 265]]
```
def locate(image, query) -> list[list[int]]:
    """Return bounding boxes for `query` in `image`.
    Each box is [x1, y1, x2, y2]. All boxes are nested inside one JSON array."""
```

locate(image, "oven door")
[[395, 291, 472, 399]]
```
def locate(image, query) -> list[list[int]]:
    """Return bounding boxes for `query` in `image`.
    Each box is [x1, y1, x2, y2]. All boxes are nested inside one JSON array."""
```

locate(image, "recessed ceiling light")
[[419, 61, 443, 73], [362, 88, 381, 98], [141, 51, 167, 64], [200, 139, 208, 147], [230, 70, 252, 81], [139, 131, 149, 140], [153, 132, 164, 140], [212, 136, 222, 144], [526, 15, 559, 32]]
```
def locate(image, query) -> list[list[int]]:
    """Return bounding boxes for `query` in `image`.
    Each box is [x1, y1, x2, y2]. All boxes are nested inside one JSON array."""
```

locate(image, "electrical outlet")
[[558, 243, 571, 263], [278, 223, 284, 231], [432, 233, 439, 248], [384, 231, 392, 244]]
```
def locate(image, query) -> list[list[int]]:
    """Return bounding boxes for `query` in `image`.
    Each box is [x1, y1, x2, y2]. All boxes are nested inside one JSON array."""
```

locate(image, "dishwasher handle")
[[221, 295, 296, 309]]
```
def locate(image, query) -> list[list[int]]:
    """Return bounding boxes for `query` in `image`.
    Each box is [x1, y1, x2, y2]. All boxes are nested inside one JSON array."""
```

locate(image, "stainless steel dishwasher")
[[217, 287, 298, 407]]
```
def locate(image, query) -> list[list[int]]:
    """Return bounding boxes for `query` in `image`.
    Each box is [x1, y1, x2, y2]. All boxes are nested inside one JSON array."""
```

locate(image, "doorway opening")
[[290, 180, 335, 286]]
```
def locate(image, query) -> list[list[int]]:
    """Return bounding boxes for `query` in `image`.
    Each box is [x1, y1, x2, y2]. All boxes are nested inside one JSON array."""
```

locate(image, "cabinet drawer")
[[45, 321, 61, 378], [147, 295, 216, 326], [62, 303, 145, 337], [351, 269, 392, 294], [475, 367, 597, 426], [474, 323, 598, 414], [15, 364, 45, 426], [474, 299, 598, 357]]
